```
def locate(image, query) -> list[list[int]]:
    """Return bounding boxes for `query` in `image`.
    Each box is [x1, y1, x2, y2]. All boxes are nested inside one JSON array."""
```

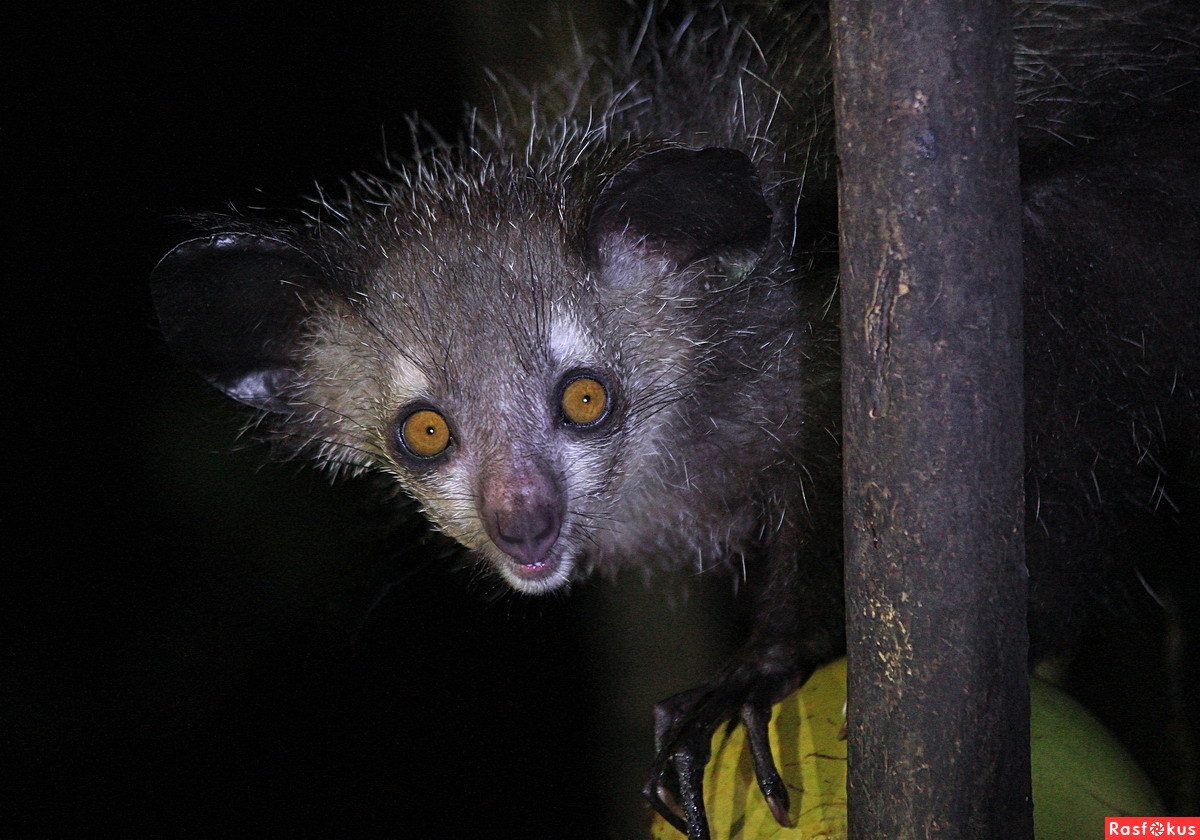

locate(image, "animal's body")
[[152, 1, 1200, 835]]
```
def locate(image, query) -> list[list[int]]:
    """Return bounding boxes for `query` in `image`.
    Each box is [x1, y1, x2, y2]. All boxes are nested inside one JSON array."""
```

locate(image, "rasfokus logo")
[[1107, 818, 1200, 836]]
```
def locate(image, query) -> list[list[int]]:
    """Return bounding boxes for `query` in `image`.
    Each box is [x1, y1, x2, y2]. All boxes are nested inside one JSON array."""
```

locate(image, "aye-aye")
[[152, 1, 1200, 836]]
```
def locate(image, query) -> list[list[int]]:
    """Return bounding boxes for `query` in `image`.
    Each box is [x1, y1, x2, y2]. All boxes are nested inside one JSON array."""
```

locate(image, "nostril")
[[489, 504, 562, 566], [479, 459, 565, 568]]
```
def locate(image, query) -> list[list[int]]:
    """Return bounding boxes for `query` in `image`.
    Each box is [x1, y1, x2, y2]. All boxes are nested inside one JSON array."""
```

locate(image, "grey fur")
[[152, 0, 1199, 830]]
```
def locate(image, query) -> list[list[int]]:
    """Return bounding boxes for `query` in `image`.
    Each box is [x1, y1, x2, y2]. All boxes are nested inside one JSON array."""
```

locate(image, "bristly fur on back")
[[154, 0, 1200, 609]]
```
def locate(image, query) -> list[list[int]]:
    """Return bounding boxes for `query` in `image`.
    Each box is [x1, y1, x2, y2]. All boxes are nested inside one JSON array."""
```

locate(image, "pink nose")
[[486, 501, 562, 566], [479, 459, 564, 567]]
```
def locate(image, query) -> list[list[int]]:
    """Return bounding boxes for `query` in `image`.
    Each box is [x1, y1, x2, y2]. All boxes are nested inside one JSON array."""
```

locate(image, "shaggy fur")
[[152, 0, 1200, 831]]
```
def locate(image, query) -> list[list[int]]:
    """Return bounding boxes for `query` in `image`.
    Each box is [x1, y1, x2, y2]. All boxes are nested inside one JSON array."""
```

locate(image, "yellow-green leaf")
[[648, 659, 1161, 839]]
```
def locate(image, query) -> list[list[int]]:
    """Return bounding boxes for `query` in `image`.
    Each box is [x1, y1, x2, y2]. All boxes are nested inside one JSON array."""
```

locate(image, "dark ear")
[[585, 147, 771, 282], [151, 232, 323, 411]]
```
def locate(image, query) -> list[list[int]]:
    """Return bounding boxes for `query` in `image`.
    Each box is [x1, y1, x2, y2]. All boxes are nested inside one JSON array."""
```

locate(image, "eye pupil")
[[561, 375, 608, 427], [401, 408, 451, 459]]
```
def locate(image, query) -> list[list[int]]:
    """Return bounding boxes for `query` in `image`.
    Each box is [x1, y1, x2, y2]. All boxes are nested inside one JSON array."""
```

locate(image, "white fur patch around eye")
[[385, 354, 431, 405], [549, 307, 597, 367]]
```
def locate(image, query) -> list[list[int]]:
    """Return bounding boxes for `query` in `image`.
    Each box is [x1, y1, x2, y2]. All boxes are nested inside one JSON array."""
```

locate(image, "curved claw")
[[645, 666, 810, 838], [644, 686, 724, 839], [645, 754, 713, 839], [740, 701, 793, 828], [644, 777, 690, 836]]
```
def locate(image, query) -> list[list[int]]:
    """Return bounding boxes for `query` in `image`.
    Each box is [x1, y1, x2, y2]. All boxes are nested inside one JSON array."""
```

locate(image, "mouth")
[[497, 551, 573, 594]]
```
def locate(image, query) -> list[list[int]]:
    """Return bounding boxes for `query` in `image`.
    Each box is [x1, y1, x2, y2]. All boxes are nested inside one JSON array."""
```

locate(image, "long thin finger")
[[740, 702, 793, 827], [674, 746, 712, 840]]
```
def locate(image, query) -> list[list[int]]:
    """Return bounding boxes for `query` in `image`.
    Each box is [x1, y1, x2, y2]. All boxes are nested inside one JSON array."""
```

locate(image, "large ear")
[[151, 232, 323, 411], [585, 147, 771, 283]]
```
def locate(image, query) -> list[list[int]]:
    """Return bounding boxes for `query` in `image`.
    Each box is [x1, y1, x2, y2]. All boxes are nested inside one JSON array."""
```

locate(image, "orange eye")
[[401, 408, 451, 458], [561, 376, 608, 427]]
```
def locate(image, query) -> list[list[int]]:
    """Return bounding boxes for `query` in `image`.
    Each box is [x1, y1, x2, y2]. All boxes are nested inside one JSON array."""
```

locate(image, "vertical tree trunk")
[[831, 0, 1032, 837]]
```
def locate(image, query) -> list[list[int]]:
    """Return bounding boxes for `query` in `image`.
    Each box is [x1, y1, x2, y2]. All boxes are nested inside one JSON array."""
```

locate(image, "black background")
[[7, 1, 1198, 836], [6, 3, 737, 838]]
